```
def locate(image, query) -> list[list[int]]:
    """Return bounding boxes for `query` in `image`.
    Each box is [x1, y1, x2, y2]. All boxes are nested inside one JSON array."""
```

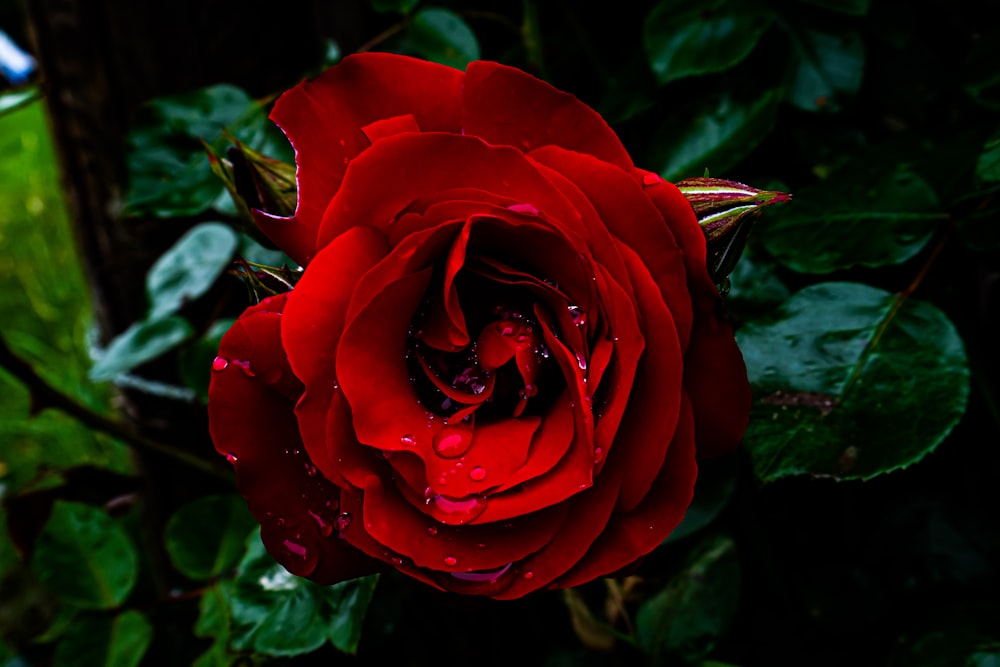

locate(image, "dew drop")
[[593, 447, 603, 463], [426, 525, 438, 536], [334, 512, 352, 534], [575, 352, 588, 371], [400, 434, 417, 447], [282, 536, 308, 559], [507, 203, 539, 215], [428, 493, 488, 524], [211, 356, 229, 372], [304, 463, 318, 476], [469, 466, 486, 482], [433, 426, 473, 458], [438, 475, 448, 485], [523, 570, 534, 579], [444, 555, 458, 567], [642, 172, 664, 187], [225, 452, 238, 464], [477, 543, 486, 550], [568, 305, 586, 326], [308, 510, 333, 537]]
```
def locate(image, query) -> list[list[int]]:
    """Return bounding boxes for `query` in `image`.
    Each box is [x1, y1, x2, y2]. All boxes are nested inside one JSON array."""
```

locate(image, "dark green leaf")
[[124, 85, 287, 218], [178, 318, 236, 403], [796, 0, 869, 14], [401, 8, 480, 69], [52, 611, 151, 667], [725, 245, 791, 320], [227, 531, 378, 657], [369, 0, 418, 13], [644, 0, 772, 85], [164, 495, 257, 581], [964, 26, 1000, 110], [33, 502, 138, 609], [976, 125, 1000, 182], [193, 585, 242, 667], [89, 316, 194, 381], [892, 603, 1000, 667], [759, 169, 942, 273], [636, 535, 740, 665], [783, 25, 865, 112], [737, 282, 970, 481], [147, 223, 238, 320], [665, 459, 738, 544], [653, 88, 782, 180]]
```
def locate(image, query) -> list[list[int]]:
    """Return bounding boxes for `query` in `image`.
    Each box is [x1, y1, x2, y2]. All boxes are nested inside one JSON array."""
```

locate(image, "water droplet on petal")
[[232, 359, 255, 377], [575, 352, 588, 371], [399, 434, 417, 448], [429, 493, 488, 524], [334, 512, 352, 534], [433, 426, 473, 458], [593, 447, 603, 463], [225, 452, 238, 464], [211, 356, 229, 372], [507, 203, 539, 215], [469, 466, 486, 481], [444, 555, 458, 567], [568, 305, 586, 326], [523, 570, 534, 579], [426, 525, 438, 536], [308, 510, 333, 537], [642, 172, 664, 187], [282, 536, 308, 559]]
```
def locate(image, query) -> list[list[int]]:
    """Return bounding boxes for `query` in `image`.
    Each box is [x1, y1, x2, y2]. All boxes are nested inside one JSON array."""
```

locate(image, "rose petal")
[[463, 61, 633, 169], [264, 53, 463, 265]]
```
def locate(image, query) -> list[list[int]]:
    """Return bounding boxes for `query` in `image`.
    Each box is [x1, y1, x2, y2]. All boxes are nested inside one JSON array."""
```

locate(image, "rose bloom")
[[208, 53, 750, 598]]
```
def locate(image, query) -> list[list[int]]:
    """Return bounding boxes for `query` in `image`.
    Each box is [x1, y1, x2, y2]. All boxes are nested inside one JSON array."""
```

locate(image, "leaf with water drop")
[[89, 316, 194, 382], [643, 0, 772, 85], [736, 282, 969, 481], [32, 501, 138, 609], [636, 535, 741, 665], [397, 8, 480, 70], [757, 168, 942, 274], [147, 223, 239, 320], [227, 530, 379, 657], [164, 495, 257, 581], [51, 610, 152, 667]]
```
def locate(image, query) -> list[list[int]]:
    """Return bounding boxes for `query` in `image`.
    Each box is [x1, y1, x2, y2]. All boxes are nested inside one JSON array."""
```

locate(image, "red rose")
[[208, 53, 750, 598]]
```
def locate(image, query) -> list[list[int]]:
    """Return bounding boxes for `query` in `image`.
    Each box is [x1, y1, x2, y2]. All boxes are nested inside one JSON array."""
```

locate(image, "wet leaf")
[[51, 610, 151, 667], [89, 316, 194, 382], [147, 223, 238, 320], [636, 535, 740, 665], [758, 169, 941, 273], [644, 0, 772, 84], [32, 501, 138, 609], [227, 531, 378, 656], [164, 495, 257, 581], [400, 8, 480, 69], [653, 88, 782, 180], [737, 282, 969, 481], [783, 25, 865, 112]]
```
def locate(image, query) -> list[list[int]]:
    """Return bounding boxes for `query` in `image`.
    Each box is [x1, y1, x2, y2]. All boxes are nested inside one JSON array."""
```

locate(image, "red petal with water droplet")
[[462, 61, 633, 170], [265, 53, 463, 265]]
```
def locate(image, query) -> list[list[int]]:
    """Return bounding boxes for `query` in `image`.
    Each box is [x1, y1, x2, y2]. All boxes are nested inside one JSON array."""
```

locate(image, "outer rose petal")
[[260, 53, 464, 265], [208, 295, 378, 583]]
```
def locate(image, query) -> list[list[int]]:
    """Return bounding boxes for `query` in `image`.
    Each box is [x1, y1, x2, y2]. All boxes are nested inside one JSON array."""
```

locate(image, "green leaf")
[[369, 0, 419, 13], [737, 282, 970, 482], [147, 223, 238, 320], [227, 531, 379, 657], [164, 495, 257, 581], [783, 25, 865, 112], [0, 87, 41, 116], [401, 8, 480, 69], [644, 0, 772, 85], [124, 84, 287, 218], [759, 169, 942, 273], [964, 26, 1000, 110], [192, 585, 243, 667], [653, 88, 782, 180], [976, 125, 1000, 182], [89, 316, 194, 381], [665, 459, 738, 544], [636, 535, 740, 665], [33, 501, 138, 609], [51, 611, 152, 667], [178, 318, 236, 403]]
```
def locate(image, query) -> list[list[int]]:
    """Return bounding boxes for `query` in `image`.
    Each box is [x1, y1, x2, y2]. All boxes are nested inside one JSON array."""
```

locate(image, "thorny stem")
[[0, 333, 232, 481]]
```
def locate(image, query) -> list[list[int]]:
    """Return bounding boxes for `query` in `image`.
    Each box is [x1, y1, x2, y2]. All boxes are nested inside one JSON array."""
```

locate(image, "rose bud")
[[208, 53, 752, 599]]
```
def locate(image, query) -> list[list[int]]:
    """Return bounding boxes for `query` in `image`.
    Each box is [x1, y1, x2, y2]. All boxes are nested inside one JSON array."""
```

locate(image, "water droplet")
[[568, 305, 586, 326], [469, 466, 486, 481], [433, 426, 473, 458], [438, 475, 448, 485], [304, 463, 318, 476], [477, 543, 486, 550], [507, 203, 539, 215], [575, 352, 588, 371], [450, 562, 513, 583], [334, 512, 352, 534], [593, 447, 603, 463], [211, 356, 229, 372], [232, 359, 255, 377], [401, 434, 417, 447], [523, 570, 534, 579], [308, 510, 333, 537], [225, 452, 238, 464], [444, 555, 458, 567], [642, 172, 663, 187], [426, 525, 438, 536], [428, 493, 488, 524], [282, 536, 308, 559]]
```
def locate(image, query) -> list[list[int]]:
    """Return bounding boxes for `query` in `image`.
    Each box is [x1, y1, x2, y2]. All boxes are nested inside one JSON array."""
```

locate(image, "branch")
[[0, 333, 232, 480]]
